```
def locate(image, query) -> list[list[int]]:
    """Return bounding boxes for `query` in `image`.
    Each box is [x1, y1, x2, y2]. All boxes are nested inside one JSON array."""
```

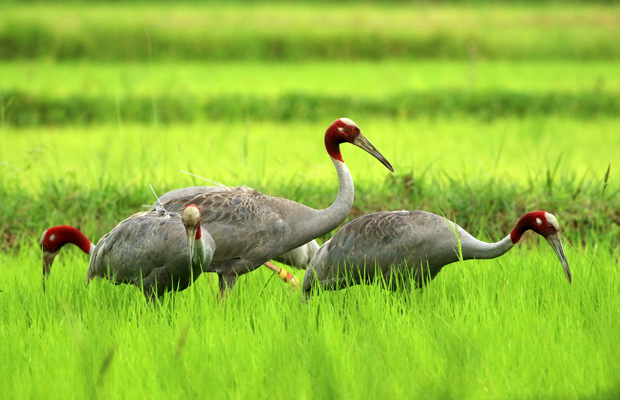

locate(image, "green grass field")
[[5, 60, 620, 97], [1, 2, 620, 399], [1, 238, 619, 399], [2, 3, 620, 61], [3, 60, 620, 125]]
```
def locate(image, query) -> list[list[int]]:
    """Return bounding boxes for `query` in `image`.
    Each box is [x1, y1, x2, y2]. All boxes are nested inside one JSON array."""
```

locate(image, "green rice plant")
[[1, 230, 619, 399]]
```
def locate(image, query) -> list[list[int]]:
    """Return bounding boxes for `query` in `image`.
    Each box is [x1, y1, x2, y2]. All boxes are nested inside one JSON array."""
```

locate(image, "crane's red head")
[[511, 211, 571, 284], [40, 226, 92, 255], [324, 118, 394, 172], [510, 211, 560, 243], [39, 225, 92, 283]]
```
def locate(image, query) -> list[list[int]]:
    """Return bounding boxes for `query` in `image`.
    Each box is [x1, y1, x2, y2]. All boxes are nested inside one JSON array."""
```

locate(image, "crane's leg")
[[264, 261, 300, 289]]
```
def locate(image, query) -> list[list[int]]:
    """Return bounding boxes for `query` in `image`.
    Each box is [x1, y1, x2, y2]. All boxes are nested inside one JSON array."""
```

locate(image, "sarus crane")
[[40, 204, 215, 299], [155, 185, 318, 268], [155, 118, 394, 295], [152, 185, 321, 288], [302, 210, 572, 296]]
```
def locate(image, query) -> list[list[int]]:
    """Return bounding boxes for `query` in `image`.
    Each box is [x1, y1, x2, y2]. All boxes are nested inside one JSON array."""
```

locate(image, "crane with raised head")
[[40, 204, 215, 299], [302, 210, 572, 296], [155, 118, 394, 295]]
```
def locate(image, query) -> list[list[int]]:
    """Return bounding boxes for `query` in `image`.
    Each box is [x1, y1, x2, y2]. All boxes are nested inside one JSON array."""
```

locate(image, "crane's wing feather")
[[88, 210, 195, 288], [306, 211, 467, 290], [154, 186, 314, 264]]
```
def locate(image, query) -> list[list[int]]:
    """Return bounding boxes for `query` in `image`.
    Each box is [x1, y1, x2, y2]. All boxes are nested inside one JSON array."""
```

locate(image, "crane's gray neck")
[[296, 157, 354, 239], [461, 234, 515, 260], [192, 238, 206, 271]]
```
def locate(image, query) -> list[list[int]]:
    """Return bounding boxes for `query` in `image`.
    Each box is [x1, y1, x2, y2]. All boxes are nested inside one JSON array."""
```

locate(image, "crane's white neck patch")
[[339, 118, 358, 127], [536, 218, 542, 226]]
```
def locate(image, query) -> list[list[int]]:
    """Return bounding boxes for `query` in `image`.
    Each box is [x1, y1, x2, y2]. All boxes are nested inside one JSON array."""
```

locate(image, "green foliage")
[[5, 60, 620, 97], [3, 89, 620, 126], [1, 3, 620, 61], [1, 235, 619, 399], [2, 169, 618, 251], [1, 118, 618, 249], [3, 60, 619, 126]]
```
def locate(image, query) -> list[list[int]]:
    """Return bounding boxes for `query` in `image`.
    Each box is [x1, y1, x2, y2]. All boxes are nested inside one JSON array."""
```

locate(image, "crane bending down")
[[302, 210, 572, 296], [40, 205, 215, 299], [152, 186, 321, 287], [155, 118, 394, 295]]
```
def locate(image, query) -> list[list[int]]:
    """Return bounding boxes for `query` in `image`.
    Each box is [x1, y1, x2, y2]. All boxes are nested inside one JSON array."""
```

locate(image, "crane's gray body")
[[154, 187, 337, 288], [152, 185, 319, 269], [88, 209, 215, 296], [303, 210, 512, 292], [152, 158, 354, 290]]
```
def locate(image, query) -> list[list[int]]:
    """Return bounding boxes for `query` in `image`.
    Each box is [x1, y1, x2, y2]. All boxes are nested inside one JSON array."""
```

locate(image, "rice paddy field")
[[1, 2, 620, 399]]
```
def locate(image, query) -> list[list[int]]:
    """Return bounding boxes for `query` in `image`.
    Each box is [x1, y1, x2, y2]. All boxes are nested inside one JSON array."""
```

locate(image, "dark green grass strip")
[[1, 20, 619, 62], [3, 90, 619, 126], [3, 172, 618, 253]]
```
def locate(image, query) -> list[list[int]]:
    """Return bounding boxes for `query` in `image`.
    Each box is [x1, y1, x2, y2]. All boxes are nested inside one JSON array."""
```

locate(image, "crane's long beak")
[[42, 250, 58, 291], [43, 250, 56, 278], [186, 227, 197, 275], [353, 134, 394, 172], [545, 233, 572, 284]]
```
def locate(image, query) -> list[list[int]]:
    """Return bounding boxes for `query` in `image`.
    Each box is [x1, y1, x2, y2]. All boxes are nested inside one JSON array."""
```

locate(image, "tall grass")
[[2, 118, 616, 189], [1, 118, 617, 250], [1, 231, 619, 399]]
